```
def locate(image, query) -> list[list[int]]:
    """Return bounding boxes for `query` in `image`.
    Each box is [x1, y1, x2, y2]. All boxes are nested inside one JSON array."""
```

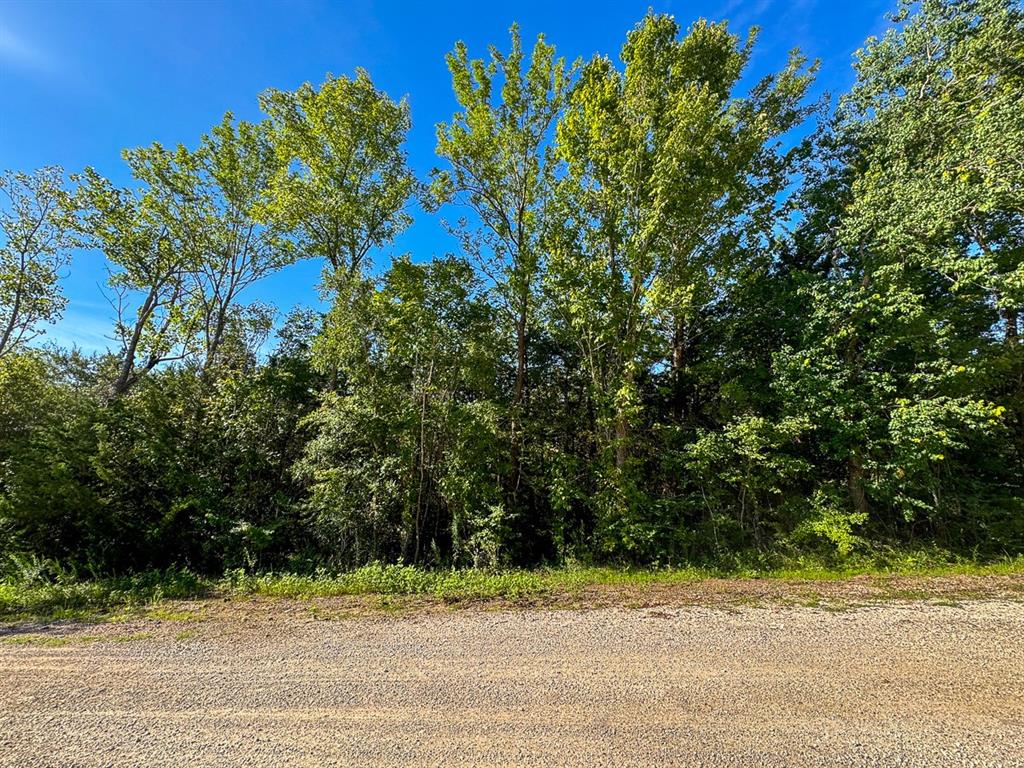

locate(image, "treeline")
[[1, 0, 1022, 575]]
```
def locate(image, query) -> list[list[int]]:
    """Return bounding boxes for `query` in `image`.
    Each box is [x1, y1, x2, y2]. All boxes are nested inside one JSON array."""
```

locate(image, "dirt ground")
[[2, 576, 1023, 767]]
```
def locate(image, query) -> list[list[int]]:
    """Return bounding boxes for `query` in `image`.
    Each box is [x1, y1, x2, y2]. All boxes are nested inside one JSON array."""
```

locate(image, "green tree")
[[774, 0, 1022, 535], [298, 256, 503, 566], [546, 13, 815, 556], [0, 167, 77, 358], [433, 26, 573, 496], [843, 0, 1024, 344], [186, 114, 294, 371], [0, 352, 101, 568], [260, 71, 417, 277], [78, 112, 293, 394], [77, 166, 198, 398]]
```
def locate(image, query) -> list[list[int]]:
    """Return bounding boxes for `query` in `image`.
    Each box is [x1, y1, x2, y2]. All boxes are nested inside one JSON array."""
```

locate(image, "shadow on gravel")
[[1, 622, 62, 637]]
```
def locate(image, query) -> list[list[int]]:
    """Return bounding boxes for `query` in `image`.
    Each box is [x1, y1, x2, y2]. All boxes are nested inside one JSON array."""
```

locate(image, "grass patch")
[[0, 568, 208, 622], [0, 631, 152, 647], [226, 564, 552, 602], [2, 553, 1022, 622], [1, 634, 102, 647], [145, 606, 205, 622], [114, 631, 154, 642]]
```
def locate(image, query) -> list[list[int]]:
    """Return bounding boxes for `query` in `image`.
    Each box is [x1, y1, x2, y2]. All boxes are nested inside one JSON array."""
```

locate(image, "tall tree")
[[78, 111, 295, 394], [260, 71, 417, 278], [843, 0, 1024, 345], [0, 167, 77, 358], [77, 165, 198, 398], [546, 13, 815, 554], [433, 25, 573, 495], [178, 114, 293, 371], [777, 0, 1023, 524]]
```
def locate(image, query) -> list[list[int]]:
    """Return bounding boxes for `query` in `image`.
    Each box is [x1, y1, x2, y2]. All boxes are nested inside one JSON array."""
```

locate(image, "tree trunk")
[[0, 283, 23, 358], [615, 411, 629, 470], [847, 453, 870, 517], [413, 359, 434, 566], [0, 252, 27, 358], [509, 298, 528, 494], [1004, 307, 1019, 347], [110, 287, 160, 399], [203, 306, 229, 373], [111, 318, 146, 398], [670, 318, 686, 420]]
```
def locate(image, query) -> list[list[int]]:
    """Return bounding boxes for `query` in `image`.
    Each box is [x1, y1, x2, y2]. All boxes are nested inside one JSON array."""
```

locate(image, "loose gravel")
[[1, 597, 1022, 766]]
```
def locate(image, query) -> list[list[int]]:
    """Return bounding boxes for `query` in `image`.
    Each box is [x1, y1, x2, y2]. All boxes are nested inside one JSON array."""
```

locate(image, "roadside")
[[3, 560, 1024, 624], [2, 571, 1023, 642]]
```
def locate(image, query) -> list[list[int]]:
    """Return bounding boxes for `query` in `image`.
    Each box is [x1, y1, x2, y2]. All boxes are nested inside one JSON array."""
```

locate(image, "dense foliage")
[[2, 1, 1022, 576]]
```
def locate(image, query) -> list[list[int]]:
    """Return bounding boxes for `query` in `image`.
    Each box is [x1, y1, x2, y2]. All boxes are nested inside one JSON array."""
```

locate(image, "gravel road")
[[2, 598, 1023, 767]]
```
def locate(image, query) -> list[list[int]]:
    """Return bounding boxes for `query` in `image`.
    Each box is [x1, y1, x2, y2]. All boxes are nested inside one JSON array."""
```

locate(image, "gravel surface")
[[2, 598, 1023, 767]]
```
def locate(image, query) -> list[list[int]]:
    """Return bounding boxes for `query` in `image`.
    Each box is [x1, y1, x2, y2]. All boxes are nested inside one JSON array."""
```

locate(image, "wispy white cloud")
[[48, 307, 115, 354], [710, 0, 778, 32], [709, 0, 746, 21], [0, 23, 57, 74]]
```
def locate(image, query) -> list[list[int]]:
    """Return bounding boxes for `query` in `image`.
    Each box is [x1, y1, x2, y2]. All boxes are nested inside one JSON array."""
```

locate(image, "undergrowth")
[[2, 549, 1022, 622]]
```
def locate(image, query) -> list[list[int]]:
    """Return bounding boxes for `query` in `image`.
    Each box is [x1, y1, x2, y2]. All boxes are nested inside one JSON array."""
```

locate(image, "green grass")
[[2, 553, 1022, 622], [222, 563, 710, 601], [0, 631, 152, 647], [0, 634, 102, 647], [0, 568, 208, 622], [226, 563, 556, 601]]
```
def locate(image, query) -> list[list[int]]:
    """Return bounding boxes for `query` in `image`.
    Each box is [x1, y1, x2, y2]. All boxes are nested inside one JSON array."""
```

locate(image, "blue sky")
[[0, 0, 893, 353]]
